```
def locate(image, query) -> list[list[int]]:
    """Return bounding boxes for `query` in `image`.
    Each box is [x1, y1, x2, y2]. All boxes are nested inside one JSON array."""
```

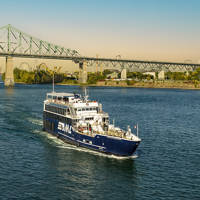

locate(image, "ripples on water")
[[0, 83, 200, 200]]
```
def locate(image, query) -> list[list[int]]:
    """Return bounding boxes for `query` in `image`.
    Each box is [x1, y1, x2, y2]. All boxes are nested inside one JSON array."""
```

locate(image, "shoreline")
[[57, 80, 200, 90], [6, 80, 200, 90]]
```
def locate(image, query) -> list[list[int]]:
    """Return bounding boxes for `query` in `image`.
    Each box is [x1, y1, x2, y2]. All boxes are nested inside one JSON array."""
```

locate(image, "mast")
[[52, 72, 55, 93], [84, 88, 88, 101]]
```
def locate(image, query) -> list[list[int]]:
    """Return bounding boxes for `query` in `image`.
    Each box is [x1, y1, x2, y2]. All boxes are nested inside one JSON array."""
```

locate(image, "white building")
[[143, 72, 156, 79]]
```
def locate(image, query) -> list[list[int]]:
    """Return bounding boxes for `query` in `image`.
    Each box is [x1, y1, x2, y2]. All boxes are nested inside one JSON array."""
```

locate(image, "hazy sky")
[[0, 0, 200, 63]]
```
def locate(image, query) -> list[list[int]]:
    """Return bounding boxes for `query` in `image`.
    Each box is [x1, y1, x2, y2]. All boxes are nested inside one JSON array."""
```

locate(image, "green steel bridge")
[[0, 24, 200, 86]]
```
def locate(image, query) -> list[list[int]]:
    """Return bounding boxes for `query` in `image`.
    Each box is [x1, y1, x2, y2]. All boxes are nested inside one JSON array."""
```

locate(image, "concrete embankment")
[[95, 80, 200, 89], [59, 80, 200, 90]]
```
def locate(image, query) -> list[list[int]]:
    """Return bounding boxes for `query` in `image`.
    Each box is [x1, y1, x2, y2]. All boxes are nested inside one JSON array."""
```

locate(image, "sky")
[[0, 0, 200, 63]]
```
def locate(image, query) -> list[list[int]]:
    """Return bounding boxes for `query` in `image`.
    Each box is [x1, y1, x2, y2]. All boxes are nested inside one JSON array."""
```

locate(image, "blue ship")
[[43, 91, 141, 157]]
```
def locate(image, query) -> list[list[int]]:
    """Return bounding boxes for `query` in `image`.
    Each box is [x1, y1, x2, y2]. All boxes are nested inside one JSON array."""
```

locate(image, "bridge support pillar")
[[121, 68, 127, 80], [5, 56, 14, 87], [79, 61, 88, 83]]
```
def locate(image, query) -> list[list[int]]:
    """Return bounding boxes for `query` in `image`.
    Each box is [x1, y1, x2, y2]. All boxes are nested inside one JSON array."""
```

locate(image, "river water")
[[0, 83, 200, 200]]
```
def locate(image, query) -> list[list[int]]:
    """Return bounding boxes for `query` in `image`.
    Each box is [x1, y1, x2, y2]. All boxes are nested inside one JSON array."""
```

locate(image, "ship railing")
[[74, 127, 96, 137], [99, 111, 107, 115], [74, 125, 130, 140], [97, 129, 130, 139], [48, 99, 70, 106]]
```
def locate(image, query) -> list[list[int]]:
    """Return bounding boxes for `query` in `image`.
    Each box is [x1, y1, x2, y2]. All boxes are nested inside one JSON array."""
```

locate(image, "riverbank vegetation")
[[2, 67, 200, 89], [2, 68, 77, 84], [87, 68, 200, 89]]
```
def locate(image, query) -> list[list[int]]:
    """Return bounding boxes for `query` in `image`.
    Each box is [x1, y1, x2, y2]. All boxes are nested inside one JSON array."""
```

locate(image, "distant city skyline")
[[0, 0, 200, 63]]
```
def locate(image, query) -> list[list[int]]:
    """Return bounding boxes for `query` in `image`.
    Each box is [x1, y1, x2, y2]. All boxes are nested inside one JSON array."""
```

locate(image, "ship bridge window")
[[63, 97, 69, 102], [85, 117, 94, 121], [53, 96, 56, 100], [103, 117, 109, 122], [74, 94, 81, 99], [78, 108, 97, 112], [89, 107, 96, 111], [58, 97, 62, 101]]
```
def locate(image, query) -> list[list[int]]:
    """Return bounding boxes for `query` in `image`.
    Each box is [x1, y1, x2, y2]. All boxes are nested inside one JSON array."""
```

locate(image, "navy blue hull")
[[43, 114, 140, 157]]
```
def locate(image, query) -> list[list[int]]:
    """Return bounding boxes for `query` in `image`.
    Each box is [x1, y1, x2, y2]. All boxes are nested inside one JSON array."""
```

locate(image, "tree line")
[[2, 68, 76, 84], [2, 67, 200, 84]]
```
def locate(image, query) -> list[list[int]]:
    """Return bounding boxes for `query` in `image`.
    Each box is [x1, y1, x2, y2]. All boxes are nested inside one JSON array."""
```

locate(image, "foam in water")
[[28, 118, 43, 126]]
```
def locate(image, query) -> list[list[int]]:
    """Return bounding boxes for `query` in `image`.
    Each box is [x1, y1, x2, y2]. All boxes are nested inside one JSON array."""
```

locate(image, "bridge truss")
[[84, 58, 199, 72], [0, 24, 200, 72], [0, 24, 80, 57]]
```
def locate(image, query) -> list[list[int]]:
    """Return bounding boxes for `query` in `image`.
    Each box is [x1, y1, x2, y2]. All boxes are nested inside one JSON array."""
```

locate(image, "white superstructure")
[[44, 92, 141, 142]]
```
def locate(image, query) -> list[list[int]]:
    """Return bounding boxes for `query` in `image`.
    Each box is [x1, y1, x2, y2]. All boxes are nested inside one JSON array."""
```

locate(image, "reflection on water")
[[43, 141, 139, 200], [5, 87, 14, 96]]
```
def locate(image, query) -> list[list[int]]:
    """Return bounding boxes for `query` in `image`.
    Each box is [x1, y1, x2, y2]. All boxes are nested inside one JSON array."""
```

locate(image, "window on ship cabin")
[[85, 117, 94, 121], [63, 97, 68, 102]]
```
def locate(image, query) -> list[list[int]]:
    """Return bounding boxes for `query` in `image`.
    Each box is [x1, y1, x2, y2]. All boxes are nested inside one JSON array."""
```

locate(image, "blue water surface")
[[0, 83, 199, 200]]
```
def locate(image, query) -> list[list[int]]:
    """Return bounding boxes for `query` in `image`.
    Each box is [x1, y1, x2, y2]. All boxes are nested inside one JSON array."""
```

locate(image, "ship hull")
[[43, 112, 140, 157]]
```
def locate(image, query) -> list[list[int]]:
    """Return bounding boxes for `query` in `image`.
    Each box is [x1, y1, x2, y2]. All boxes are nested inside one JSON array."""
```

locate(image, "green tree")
[[87, 72, 106, 84]]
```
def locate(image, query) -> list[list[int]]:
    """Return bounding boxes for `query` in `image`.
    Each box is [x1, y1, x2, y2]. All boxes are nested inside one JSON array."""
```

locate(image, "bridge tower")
[[4, 25, 15, 86], [4, 56, 14, 87], [79, 61, 88, 83]]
